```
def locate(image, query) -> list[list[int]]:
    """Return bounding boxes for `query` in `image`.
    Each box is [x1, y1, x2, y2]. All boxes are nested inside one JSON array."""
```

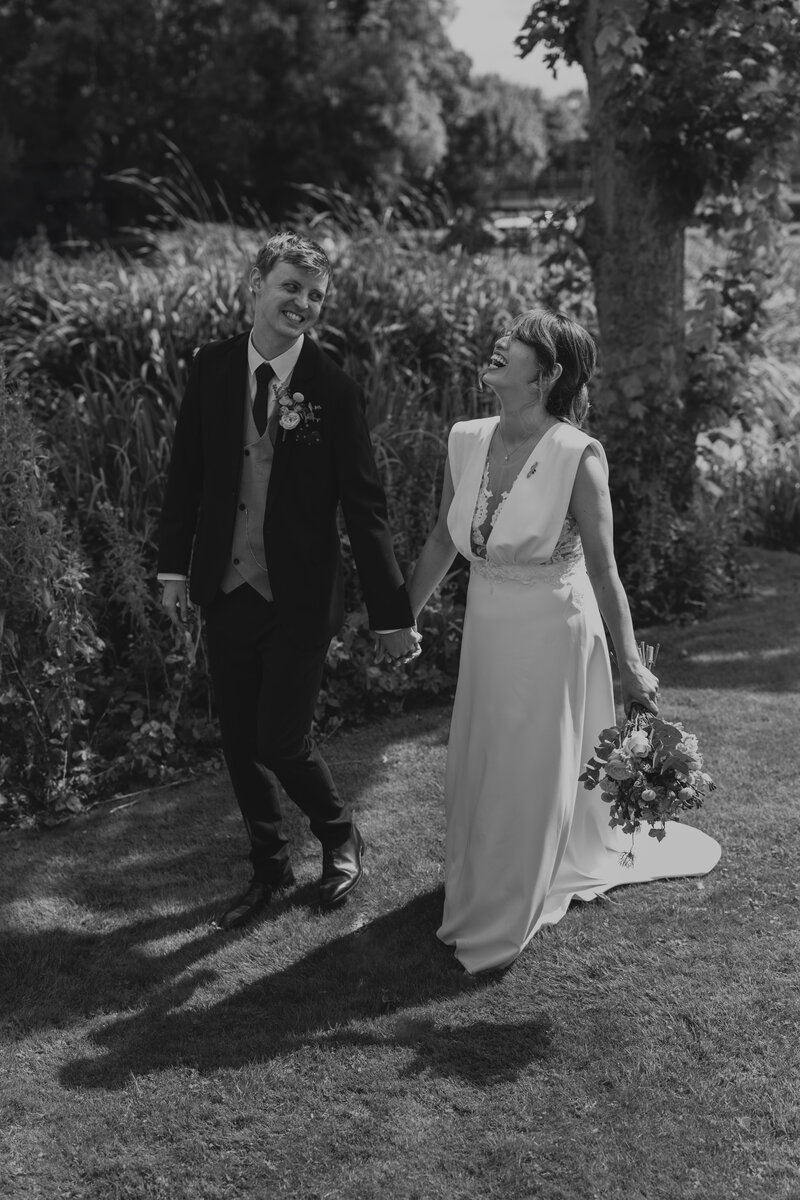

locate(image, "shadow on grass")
[[0, 897, 230, 1025], [0, 712, 442, 1030], [55, 889, 553, 1091], [329, 1014, 554, 1086]]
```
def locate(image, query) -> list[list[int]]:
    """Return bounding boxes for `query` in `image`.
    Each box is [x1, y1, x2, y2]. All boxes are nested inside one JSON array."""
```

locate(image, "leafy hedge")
[[0, 212, 797, 825]]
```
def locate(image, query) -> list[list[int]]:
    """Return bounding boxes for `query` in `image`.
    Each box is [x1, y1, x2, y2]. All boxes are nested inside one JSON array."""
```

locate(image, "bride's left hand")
[[620, 663, 659, 715]]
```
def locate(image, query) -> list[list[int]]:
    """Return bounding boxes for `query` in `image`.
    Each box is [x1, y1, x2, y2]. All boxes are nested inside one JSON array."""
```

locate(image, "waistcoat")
[[219, 399, 275, 601]]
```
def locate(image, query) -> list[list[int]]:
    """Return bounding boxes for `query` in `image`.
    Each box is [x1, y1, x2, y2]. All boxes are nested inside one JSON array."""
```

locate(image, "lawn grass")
[[1, 547, 799, 1200]]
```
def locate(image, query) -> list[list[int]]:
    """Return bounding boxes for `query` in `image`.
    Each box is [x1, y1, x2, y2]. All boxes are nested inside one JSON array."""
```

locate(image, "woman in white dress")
[[408, 309, 720, 975]]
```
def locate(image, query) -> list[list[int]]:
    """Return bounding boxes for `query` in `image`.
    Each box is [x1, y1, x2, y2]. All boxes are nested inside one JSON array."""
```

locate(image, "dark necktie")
[[253, 362, 274, 436]]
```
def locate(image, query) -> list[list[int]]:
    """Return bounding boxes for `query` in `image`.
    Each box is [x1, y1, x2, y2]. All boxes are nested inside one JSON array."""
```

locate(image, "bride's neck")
[[497, 400, 555, 444]]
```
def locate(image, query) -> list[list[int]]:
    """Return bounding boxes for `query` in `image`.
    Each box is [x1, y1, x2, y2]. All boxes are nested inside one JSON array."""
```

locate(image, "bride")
[[408, 308, 720, 974]]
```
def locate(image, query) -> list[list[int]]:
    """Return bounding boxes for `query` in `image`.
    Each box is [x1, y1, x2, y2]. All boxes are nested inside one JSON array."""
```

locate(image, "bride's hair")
[[508, 308, 597, 427]]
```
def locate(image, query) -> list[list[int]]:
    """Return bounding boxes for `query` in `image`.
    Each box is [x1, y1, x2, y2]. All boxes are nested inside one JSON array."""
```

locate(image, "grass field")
[[1, 547, 798, 1200]]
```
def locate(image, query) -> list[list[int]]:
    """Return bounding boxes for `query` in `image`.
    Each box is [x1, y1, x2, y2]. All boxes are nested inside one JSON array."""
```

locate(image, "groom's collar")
[[247, 331, 304, 382]]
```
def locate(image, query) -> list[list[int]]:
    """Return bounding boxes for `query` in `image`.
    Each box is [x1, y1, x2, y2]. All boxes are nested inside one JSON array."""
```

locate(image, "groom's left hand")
[[375, 627, 422, 666]]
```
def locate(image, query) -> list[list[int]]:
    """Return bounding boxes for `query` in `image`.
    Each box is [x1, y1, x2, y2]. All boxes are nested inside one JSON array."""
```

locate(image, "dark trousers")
[[203, 585, 353, 882]]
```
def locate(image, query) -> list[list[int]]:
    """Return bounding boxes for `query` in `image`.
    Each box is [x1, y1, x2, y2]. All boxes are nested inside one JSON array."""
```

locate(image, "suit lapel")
[[287, 335, 319, 396], [222, 334, 249, 478]]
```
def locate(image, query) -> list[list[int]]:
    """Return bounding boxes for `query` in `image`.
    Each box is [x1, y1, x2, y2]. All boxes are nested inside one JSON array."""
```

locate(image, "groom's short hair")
[[254, 232, 331, 282]]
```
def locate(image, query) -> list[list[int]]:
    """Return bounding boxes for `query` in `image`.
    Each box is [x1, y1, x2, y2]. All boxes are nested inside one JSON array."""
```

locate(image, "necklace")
[[496, 425, 540, 463]]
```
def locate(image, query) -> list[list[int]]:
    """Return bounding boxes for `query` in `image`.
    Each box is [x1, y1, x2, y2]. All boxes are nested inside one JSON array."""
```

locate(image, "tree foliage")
[[0, 0, 579, 247], [0, 0, 462, 244], [441, 75, 550, 208], [519, 0, 800, 216], [517, 0, 800, 618]]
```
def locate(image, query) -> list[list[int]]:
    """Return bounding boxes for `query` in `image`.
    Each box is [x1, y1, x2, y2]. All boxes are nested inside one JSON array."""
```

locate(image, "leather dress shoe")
[[215, 866, 295, 931], [319, 826, 365, 910]]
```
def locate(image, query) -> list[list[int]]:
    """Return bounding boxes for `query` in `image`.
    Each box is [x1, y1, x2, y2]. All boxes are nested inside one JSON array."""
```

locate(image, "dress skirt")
[[437, 562, 721, 974]]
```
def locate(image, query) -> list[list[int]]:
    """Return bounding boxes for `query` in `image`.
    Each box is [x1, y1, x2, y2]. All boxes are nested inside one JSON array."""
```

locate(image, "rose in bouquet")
[[579, 646, 715, 865]]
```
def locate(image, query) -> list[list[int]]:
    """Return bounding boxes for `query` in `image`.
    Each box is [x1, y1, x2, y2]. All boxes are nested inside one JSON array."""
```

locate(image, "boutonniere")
[[274, 381, 322, 443]]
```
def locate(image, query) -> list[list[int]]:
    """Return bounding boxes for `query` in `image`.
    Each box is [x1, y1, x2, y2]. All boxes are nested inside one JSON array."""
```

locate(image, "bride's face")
[[481, 333, 544, 394]]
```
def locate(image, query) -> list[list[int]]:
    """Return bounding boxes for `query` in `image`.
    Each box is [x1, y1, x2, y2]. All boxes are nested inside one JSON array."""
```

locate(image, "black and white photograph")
[[1, 1, 798, 1197]]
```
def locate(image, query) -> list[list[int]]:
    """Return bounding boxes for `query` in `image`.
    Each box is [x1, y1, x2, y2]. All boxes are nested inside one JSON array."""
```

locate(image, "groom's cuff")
[[157, 573, 187, 581]]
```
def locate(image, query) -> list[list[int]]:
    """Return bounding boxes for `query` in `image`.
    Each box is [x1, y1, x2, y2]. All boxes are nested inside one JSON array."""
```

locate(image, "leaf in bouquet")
[[648, 826, 668, 841], [650, 719, 687, 751], [652, 748, 684, 774], [597, 726, 623, 745]]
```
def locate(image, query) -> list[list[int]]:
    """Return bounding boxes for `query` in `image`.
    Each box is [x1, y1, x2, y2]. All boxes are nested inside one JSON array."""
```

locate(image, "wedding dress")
[[438, 417, 721, 974]]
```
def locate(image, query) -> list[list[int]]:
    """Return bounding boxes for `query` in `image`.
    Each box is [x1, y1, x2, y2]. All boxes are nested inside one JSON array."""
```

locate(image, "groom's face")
[[251, 260, 329, 347]]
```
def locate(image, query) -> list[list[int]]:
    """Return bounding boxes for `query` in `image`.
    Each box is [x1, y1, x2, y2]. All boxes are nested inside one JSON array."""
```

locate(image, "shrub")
[[0, 370, 103, 824], [698, 423, 800, 553], [4, 209, 788, 822], [617, 476, 749, 625]]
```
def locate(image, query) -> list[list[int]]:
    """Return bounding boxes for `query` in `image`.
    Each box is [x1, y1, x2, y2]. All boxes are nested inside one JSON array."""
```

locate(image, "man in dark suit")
[[158, 231, 419, 930]]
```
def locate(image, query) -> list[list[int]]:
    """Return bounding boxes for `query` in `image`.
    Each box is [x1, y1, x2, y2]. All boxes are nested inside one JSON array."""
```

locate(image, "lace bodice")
[[471, 459, 511, 557], [448, 417, 608, 587], [470, 455, 585, 570]]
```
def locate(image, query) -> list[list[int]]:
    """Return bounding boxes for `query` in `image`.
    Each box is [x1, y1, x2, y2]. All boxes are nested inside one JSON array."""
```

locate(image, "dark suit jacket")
[[157, 331, 413, 642]]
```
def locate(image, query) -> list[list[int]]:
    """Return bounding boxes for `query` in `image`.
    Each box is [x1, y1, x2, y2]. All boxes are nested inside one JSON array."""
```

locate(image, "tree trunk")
[[575, 0, 697, 608]]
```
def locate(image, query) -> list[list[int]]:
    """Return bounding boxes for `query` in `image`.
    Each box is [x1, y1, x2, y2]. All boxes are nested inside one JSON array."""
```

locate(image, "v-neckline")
[[471, 419, 558, 553]]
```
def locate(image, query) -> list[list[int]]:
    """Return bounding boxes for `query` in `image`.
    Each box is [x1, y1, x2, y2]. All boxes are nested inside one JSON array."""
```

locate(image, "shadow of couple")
[[33, 887, 554, 1092]]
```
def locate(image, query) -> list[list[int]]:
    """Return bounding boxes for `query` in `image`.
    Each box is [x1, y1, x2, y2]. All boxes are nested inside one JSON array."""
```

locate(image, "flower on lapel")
[[274, 381, 322, 443]]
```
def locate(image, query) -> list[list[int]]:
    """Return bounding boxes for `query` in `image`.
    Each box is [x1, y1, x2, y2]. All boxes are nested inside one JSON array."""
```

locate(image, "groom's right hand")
[[160, 579, 191, 626]]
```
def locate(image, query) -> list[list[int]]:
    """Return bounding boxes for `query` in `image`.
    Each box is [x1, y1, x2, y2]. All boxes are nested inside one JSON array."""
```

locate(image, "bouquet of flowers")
[[579, 643, 715, 866]]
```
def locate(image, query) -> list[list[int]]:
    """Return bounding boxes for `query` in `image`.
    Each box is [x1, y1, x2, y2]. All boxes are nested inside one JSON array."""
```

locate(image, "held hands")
[[160, 579, 192, 627], [620, 662, 660, 716], [374, 626, 422, 667]]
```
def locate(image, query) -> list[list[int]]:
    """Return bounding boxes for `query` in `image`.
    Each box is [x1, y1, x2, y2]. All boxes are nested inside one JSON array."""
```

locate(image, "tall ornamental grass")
[[1, 211, 797, 823], [0, 219, 551, 822]]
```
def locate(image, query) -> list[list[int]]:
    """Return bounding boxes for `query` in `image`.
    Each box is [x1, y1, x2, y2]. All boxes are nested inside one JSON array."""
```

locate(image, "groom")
[[158, 231, 419, 930]]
